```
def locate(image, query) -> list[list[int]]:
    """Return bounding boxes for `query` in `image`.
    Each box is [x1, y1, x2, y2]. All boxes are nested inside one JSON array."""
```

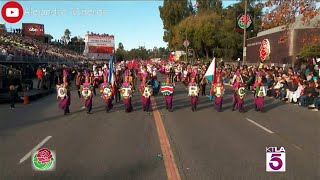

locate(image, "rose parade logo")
[[32, 148, 55, 171], [237, 14, 252, 29], [259, 39, 271, 62]]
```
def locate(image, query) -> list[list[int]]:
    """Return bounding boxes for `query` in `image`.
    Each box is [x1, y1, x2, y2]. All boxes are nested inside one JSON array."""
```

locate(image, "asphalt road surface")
[[0, 74, 319, 180]]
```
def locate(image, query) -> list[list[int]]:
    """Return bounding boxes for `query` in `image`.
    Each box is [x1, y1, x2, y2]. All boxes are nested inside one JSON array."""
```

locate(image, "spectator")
[[36, 67, 43, 89], [9, 85, 18, 109], [75, 71, 83, 98]]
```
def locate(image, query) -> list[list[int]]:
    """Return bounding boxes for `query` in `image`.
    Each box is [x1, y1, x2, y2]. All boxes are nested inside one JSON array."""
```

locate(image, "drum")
[[81, 87, 92, 100], [57, 85, 67, 99], [188, 85, 199, 96], [238, 87, 246, 99]]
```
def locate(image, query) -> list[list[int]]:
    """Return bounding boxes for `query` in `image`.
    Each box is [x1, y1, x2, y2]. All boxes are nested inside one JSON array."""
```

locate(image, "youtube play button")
[[1, 1, 23, 23]]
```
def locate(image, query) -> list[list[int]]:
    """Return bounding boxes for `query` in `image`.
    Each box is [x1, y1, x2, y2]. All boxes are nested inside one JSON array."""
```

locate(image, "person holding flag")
[[204, 58, 216, 101]]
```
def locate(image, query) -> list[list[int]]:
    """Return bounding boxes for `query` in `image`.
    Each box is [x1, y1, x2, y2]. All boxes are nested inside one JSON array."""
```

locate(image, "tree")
[[196, 0, 223, 14], [118, 42, 124, 51], [67, 36, 85, 53], [159, 0, 193, 49], [262, 0, 319, 30], [115, 42, 126, 61], [300, 44, 320, 58], [168, 0, 263, 60], [44, 34, 53, 43], [61, 29, 71, 45]]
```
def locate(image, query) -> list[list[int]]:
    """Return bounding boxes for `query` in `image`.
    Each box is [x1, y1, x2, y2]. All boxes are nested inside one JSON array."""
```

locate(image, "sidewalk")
[[0, 88, 55, 104]]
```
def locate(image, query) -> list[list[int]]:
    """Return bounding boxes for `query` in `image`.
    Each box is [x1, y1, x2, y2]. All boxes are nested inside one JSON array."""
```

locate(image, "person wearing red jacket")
[[36, 67, 43, 89]]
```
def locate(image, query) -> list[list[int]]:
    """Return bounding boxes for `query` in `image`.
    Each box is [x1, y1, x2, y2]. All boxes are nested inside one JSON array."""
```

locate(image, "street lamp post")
[[242, 0, 248, 65], [185, 31, 188, 63]]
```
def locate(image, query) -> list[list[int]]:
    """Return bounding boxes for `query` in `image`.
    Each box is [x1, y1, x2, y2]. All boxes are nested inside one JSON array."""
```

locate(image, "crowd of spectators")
[[217, 58, 320, 111], [150, 58, 320, 112], [0, 32, 89, 62]]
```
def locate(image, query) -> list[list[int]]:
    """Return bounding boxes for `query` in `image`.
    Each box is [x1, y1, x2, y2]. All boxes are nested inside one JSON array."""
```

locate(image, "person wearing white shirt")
[[152, 69, 157, 78], [99, 69, 104, 77]]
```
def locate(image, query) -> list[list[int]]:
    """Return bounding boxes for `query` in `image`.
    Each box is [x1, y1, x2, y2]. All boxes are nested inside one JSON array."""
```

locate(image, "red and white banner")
[[84, 34, 114, 59], [85, 34, 114, 46], [160, 86, 174, 94], [22, 23, 45, 36]]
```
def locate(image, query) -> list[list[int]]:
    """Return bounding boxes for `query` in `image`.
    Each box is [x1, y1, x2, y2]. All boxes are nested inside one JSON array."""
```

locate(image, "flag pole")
[[242, 0, 247, 65]]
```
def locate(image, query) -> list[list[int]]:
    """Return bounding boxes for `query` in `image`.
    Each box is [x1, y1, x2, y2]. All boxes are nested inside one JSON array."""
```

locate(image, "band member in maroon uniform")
[[75, 71, 83, 98], [253, 74, 265, 112], [188, 72, 199, 112], [161, 75, 174, 112], [90, 72, 97, 96], [121, 76, 133, 113], [57, 75, 71, 115], [114, 70, 123, 103], [100, 75, 114, 112], [81, 74, 94, 114], [139, 74, 151, 112], [211, 73, 224, 112], [232, 73, 246, 113]]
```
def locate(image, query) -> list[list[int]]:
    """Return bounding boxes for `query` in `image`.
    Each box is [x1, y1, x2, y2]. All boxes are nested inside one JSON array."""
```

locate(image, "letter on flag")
[[204, 58, 216, 83]]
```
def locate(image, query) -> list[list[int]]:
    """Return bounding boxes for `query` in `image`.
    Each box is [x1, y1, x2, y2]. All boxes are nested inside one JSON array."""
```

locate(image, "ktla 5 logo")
[[266, 147, 286, 172]]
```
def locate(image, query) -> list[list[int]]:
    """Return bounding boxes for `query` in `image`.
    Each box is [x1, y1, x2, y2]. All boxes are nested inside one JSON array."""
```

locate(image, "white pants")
[[286, 90, 301, 103]]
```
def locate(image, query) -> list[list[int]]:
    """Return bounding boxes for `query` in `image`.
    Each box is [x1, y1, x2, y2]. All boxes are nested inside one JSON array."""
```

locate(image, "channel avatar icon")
[[1, 1, 23, 23]]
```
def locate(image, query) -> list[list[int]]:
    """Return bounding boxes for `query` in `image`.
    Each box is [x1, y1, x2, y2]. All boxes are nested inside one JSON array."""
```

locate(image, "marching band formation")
[[55, 60, 270, 115]]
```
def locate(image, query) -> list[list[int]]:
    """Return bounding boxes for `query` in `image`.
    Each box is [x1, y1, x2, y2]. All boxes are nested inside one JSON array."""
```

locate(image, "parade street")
[[0, 75, 319, 180]]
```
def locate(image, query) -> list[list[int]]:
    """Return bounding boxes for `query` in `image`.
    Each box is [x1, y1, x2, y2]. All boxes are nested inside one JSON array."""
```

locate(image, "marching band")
[[55, 61, 270, 115]]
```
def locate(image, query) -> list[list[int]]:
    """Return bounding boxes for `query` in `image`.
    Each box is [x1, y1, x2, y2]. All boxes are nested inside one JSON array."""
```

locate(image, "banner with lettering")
[[22, 23, 45, 36], [84, 34, 114, 59]]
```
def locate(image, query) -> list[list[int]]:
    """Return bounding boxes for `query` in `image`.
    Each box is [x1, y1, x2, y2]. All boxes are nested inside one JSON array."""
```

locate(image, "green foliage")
[[61, 29, 71, 45], [197, 0, 223, 14], [159, 0, 193, 49], [300, 44, 320, 58], [115, 43, 169, 61], [159, 0, 263, 60]]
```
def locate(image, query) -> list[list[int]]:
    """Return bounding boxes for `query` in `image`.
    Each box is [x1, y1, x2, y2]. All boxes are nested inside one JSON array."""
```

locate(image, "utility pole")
[[183, 31, 190, 64], [242, 0, 247, 65], [185, 31, 188, 63]]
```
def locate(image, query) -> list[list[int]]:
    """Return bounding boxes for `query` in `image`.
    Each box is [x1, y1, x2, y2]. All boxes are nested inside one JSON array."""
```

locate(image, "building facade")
[[247, 15, 320, 65]]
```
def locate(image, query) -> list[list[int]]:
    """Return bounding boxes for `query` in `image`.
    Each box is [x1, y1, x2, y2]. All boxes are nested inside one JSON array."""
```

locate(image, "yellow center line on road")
[[151, 97, 181, 180]]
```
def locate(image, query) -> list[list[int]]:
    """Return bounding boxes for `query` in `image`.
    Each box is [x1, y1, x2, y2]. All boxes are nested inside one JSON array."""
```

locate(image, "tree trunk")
[[205, 49, 209, 59]]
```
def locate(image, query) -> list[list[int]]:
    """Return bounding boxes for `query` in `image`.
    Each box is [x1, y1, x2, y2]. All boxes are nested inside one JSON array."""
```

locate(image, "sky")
[[0, 1, 238, 50]]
